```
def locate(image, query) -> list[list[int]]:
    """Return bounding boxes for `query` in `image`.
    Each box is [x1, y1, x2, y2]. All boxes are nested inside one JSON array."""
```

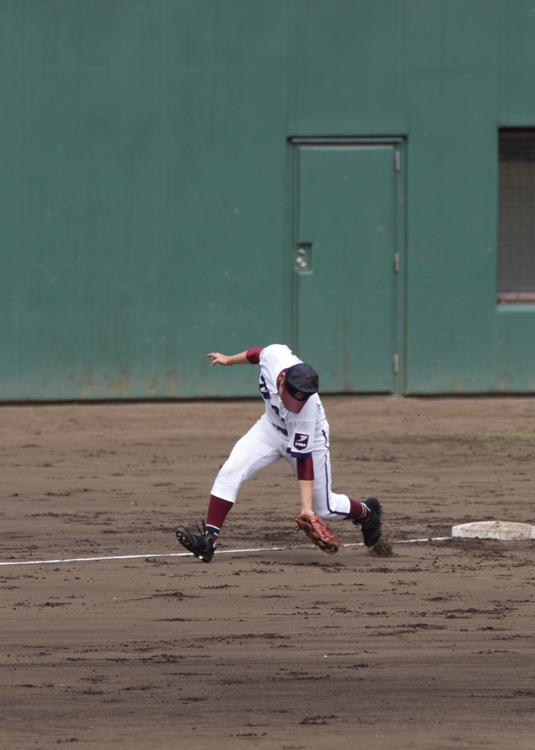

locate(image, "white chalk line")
[[0, 536, 450, 567]]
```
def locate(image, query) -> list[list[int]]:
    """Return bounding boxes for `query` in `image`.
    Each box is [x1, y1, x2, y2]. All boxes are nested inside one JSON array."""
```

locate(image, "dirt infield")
[[1, 397, 535, 749]]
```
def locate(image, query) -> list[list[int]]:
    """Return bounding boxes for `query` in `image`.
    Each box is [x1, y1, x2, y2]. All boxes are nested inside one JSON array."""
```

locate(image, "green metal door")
[[289, 141, 403, 394]]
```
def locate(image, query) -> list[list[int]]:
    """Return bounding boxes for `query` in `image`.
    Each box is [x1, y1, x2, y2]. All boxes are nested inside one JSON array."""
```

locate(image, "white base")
[[452, 520, 535, 541]]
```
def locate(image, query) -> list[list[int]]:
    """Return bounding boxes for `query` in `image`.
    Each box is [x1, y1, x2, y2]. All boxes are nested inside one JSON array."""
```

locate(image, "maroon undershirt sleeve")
[[246, 347, 264, 365], [296, 455, 314, 481]]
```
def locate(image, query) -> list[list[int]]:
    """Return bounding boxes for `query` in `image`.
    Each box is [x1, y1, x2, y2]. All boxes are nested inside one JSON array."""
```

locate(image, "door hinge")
[[394, 151, 400, 171], [394, 252, 400, 272], [393, 354, 399, 374]]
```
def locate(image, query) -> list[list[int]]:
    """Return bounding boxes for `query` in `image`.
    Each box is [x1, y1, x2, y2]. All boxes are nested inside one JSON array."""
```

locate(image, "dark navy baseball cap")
[[281, 363, 319, 413]]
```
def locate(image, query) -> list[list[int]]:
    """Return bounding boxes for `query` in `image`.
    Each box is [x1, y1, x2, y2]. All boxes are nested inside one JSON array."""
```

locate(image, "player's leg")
[[210, 416, 283, 505], [310, 447, 382, 547], [205, 418, 283, 538], [285, 434, 382, 547], [176, 416, 284, 561]]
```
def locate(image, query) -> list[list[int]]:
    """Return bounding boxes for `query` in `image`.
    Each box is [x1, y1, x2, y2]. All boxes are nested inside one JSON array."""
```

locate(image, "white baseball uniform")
[[211, 344, 352, 520]]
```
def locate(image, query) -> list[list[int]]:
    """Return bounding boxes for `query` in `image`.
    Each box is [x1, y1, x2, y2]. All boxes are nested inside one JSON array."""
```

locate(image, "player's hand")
[[207, 352, 231, 366]]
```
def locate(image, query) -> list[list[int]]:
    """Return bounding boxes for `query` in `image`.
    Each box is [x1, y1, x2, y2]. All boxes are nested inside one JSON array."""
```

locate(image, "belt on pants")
[[271, 423, 288, 436]]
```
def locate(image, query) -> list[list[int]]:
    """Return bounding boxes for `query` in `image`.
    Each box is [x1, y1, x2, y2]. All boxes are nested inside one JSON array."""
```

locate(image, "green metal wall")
[[1, 0, 534, 399]]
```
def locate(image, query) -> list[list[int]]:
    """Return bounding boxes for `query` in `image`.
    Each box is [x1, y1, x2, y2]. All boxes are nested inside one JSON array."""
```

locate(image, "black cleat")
[[353, 497, 382, 548], [176, 521, 215, 563]]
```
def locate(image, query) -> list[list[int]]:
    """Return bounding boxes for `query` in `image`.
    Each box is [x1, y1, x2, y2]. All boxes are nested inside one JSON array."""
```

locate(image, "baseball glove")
[[295, 513, 339, 555]]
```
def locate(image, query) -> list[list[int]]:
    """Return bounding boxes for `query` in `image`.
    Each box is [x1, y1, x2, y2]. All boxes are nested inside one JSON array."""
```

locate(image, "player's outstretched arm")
[[207, 351, 250, 367]]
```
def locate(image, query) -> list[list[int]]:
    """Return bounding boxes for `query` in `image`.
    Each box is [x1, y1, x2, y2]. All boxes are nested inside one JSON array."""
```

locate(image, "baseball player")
[[176, 344, 382, 562]]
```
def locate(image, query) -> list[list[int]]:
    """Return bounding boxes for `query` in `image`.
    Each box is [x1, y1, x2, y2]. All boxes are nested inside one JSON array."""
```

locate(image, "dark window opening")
[[498, 128, 535, 303]]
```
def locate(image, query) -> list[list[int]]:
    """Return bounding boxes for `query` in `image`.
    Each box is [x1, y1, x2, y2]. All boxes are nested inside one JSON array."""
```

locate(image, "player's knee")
[[322, 491, 349, 517]]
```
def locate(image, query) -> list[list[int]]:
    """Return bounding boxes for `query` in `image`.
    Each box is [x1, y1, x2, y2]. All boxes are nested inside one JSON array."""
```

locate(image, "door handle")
[[296, 244, 312, 272]]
